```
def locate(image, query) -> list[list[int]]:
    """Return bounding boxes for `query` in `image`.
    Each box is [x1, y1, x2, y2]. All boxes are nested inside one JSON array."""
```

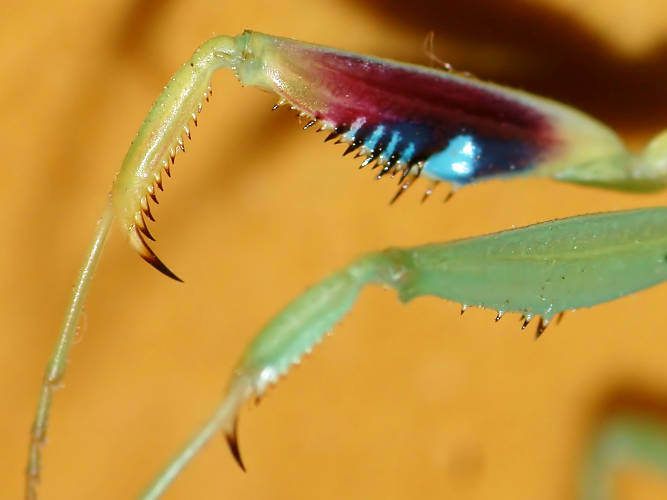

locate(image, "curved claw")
[[218, 375, 254, 471], [214, 255, 388, 471], [224, 417, 245, 472], [128, 227, 183, 282]]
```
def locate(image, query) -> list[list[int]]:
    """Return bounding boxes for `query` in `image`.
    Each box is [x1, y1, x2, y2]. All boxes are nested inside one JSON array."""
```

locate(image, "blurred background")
[[2, 0, 667, 498]]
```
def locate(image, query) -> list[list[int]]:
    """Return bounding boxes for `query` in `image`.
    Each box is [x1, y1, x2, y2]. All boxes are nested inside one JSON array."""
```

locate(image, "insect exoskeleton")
[[112, 30, 665, 282], [111, 35, 243, 280]]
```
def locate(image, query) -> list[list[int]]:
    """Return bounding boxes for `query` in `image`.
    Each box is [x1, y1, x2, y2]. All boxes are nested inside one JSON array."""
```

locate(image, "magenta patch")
[[272, 38, 559, 181]]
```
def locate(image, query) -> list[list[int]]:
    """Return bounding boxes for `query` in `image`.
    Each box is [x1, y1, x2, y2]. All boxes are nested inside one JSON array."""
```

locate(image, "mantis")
[[24, 31, 667, 499]]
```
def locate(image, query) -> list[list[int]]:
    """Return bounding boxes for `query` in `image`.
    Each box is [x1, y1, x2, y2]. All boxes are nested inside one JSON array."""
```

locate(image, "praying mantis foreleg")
[[25, 31, 667, 499]]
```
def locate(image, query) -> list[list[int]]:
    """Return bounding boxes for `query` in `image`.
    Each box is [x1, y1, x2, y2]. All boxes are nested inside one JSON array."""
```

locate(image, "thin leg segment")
[[25, 199, 114, 500]]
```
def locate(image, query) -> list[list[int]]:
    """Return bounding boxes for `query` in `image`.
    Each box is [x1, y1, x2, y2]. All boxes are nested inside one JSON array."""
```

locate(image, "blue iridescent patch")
[[423, 135, 479, 182], [338, 117, 538, 182]]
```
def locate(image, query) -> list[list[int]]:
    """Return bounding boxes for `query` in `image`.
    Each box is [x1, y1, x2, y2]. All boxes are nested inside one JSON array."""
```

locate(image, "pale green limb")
[[140, 208, 666, 497], [25, 199, 114, 500], [138, 397, 239, 500], [580, 415, 667, 500], [558, 128, 667, 193]]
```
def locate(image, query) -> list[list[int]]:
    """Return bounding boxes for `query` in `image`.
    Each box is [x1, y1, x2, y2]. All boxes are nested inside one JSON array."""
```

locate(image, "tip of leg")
[[224, 419, 246, 472], [139, 252, 184, 282], [129, 227, 184, 282]]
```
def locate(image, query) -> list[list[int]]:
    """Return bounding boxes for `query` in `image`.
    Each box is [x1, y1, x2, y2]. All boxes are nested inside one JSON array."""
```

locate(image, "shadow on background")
[[360, 0, 667, 133], [591, 386, 667, 428], [112, 0, 176, 54]]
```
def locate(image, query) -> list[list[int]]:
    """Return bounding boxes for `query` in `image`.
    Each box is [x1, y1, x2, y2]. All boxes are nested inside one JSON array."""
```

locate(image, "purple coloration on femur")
[[272, 38, 560, 180]]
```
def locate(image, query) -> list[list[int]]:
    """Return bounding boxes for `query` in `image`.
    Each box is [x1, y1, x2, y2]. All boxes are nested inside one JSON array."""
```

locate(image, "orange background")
[[2, 1, 667, 499]]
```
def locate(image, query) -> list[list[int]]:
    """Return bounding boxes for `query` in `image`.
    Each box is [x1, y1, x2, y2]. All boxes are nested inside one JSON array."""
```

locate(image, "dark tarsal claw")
[[130, 227, 183, 282], [224, 418, 246, 472]]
